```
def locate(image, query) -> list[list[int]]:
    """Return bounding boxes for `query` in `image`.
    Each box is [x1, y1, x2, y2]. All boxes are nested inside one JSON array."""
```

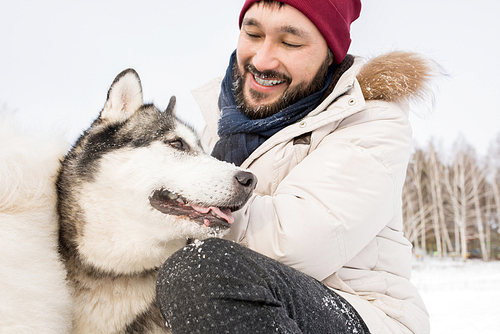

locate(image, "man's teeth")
[[254, 75, 284, 87]]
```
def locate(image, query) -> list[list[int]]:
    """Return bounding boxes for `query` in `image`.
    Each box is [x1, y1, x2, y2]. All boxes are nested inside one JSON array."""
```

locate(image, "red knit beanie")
[[238, 0, 362, 64]]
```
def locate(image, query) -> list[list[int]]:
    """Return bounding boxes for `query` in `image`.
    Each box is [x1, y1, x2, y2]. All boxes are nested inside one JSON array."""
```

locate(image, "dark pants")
[[156, 238, 370, 334]]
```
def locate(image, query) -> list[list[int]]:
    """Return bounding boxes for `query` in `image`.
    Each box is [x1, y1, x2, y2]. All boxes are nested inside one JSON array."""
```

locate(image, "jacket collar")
[[310, 56, 366, 117]]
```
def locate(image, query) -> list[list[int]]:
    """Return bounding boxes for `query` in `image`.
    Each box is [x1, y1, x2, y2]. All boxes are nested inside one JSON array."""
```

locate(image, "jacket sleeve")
[[225, 101, 412, 281]]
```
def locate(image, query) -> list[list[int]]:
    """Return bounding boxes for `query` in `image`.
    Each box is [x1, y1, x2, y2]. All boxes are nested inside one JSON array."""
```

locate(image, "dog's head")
[[58, 69, 256, 275]]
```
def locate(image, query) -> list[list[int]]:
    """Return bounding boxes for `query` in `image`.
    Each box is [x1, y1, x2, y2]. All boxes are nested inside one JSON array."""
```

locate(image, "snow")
[[411, 258, 500, 333]]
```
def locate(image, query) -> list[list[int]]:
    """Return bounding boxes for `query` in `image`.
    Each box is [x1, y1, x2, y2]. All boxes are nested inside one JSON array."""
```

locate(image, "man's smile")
[[252, 74, 285, 87], [245, 64, 289, 90]]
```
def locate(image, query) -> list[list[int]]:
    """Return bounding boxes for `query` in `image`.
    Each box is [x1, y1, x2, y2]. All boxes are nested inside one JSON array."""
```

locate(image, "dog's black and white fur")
[[54, 69, 256, 333]]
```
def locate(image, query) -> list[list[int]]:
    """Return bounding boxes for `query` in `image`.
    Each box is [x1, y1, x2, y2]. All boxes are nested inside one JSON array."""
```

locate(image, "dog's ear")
[[164, 96, 176, 115], [100, 69, 143, 124]]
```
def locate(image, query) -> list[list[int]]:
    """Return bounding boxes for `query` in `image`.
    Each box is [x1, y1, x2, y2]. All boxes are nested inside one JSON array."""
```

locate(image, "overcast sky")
[[1, 0, 499, 157]]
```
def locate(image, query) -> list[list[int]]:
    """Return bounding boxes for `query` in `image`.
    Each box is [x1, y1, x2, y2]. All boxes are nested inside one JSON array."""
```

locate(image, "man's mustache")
[[244, 63, 291, 83]]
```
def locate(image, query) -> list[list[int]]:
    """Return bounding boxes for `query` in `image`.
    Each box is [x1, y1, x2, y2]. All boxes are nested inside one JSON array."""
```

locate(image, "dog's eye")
[[168, 139, 188, 151]]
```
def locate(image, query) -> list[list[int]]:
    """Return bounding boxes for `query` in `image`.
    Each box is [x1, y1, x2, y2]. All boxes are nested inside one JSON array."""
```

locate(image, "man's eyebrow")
[[242, 18, 260, 28], [279, 25, 309, 38], [242, 18, 309, 39]]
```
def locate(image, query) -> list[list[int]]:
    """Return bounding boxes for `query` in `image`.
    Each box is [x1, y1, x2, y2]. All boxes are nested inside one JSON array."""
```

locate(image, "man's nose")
[[252, 40, 280, 72]]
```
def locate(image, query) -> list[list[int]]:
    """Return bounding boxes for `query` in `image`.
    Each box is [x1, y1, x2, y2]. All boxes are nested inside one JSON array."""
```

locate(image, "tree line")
[[403, 135, 500, 261]]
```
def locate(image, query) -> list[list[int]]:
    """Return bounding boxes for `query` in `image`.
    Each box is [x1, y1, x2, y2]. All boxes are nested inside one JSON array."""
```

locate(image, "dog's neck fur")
[[65, 255, 166, 333]]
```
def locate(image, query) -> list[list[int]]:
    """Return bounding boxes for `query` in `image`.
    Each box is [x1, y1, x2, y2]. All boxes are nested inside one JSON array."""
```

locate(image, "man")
[[156, 1, 432, 333]]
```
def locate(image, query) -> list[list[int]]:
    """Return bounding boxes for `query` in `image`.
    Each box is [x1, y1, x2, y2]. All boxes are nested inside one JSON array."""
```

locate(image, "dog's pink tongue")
[[190, 204, 234, 225]]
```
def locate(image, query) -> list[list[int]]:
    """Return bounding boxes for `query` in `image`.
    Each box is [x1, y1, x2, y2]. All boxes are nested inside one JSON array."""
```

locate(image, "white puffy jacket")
[[193, 52, 432, 334]]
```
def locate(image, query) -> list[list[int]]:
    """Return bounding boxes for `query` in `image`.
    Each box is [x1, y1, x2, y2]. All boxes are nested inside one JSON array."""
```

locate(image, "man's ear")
[[328, 48, 334, 66]]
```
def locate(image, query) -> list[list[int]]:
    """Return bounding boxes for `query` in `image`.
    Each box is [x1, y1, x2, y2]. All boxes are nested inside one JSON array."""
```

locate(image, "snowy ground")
[[411, 257, 500, 333]]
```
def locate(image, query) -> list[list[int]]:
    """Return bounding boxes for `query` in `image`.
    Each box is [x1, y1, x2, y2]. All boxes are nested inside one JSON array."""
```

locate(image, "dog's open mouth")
[[149, 189, 234, 228]]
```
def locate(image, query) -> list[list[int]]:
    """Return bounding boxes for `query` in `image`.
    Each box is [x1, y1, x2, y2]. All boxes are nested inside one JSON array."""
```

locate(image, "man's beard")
[[233, 55, 331, 120]]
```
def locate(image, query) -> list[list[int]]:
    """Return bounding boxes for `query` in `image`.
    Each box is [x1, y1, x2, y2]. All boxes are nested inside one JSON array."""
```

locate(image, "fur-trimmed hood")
[[357, 51, 439, 104]]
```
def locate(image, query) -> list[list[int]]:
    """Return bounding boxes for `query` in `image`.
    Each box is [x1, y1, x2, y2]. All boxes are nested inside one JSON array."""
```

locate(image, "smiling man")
[[234, 3, 333, 118], [156, 1, 431, 333]]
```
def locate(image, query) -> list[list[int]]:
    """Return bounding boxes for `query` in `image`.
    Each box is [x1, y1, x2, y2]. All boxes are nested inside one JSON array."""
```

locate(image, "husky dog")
[[57, 69, 256, 333]]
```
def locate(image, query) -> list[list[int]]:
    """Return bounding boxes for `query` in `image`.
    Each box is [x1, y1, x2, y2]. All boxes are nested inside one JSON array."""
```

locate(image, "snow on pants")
[[156, 238, 370, 334]]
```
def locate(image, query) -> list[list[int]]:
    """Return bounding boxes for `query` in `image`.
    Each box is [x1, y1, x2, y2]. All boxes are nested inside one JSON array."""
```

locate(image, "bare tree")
[[403, 134, 500, 261], [470, 159, 488, 261], [427, 143, 453, 257], [487, 135, 500, 258], [444, 163, 466, 260], [403, 148, 429, 252]]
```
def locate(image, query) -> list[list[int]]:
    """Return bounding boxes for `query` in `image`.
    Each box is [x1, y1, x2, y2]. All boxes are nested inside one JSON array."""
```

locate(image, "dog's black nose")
[[235, 171, 257, 190]]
